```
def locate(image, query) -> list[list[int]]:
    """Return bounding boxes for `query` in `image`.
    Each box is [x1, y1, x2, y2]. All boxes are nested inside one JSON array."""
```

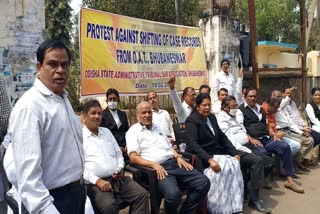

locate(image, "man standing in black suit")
[[100, 88, 129, 153]]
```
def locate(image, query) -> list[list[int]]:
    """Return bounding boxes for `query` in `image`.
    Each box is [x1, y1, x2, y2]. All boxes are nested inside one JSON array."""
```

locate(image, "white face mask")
[[229, 108, 237, 117], [107, 101, 118, 110]]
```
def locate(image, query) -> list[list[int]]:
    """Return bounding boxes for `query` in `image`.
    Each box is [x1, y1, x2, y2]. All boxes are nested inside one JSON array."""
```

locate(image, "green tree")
[[45, 0, 73, 47], [66, 13, 83, 112], [308, 21, 320, 50], [82, 0, 204, 26], [45, 0, 82, 111], [234, 0, 299, 43]]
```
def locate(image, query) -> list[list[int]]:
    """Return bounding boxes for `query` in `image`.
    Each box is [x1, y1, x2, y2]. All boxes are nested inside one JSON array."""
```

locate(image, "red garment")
[[261, 102, 277, 132]]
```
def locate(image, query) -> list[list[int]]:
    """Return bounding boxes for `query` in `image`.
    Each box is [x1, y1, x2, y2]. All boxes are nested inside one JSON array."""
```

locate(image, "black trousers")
[[50, 181, 86, 214], [158, 159, 210, 214], [21, 181, 86, 214], [87, 176, 149, 214], [239, 152, 265, 191], [250, 148, 274, 177]]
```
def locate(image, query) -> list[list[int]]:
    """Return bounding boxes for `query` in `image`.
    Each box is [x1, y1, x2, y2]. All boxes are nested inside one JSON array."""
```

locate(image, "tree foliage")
[[45, 0, 73, 47], [234, 0, 299, 43], [82, 0, 204, 26], [308, 21, 320, 51], [45, 0, 82, 111], [66, 13, 83, 113]]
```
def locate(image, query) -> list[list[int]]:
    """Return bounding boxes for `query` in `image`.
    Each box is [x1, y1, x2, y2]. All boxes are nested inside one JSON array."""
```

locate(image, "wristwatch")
[[175, 154, 183, 159]]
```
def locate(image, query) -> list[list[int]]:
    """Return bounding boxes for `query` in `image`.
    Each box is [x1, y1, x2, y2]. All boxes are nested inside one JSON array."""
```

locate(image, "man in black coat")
[[100, 88, 129, 152]]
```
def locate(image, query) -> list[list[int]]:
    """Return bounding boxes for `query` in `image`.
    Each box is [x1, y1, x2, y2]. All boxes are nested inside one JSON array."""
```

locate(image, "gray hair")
[[136, 101, 151, 114]]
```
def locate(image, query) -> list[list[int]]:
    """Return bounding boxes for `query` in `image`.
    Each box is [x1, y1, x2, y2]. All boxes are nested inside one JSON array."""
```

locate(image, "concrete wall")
[[0, 0, 44, 105], [257, 50, 300, 68], [307, 51, 320, 77], [200, 15, 240, 97]]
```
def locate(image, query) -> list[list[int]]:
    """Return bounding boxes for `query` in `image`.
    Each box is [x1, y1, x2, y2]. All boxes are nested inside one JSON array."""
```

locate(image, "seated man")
[[100, 88, 129, 154], [217, 96, 274, 189], [126, 101, 210, 213], [284, 87, 320, 165], [272, 89, 314, 171], [260, 97, 301, 156], [168, 76, 196, 122], [211, 88, 228, 115], [146, 91, 175, 140], [82, 99, 149, 214], [237, 88, 304, 193], [199, 84, 211, 94]]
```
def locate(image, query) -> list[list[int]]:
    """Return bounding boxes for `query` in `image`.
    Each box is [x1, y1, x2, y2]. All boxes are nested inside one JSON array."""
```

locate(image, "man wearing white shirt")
[[146, 91, 174, 139], [168, 76, 196, 122], [212, 59, 243, 102], [198, 85, 211, 94], [217, 95, 273, 213], [211, 88, 228, 115], [82, 99, 149, 214], [272, 90, 314, 171], [8, 40, 86, 213], [126, 101, 210, 214]]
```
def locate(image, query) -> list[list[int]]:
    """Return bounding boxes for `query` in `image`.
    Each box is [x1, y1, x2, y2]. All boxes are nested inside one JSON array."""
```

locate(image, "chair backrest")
[[4, 192, 19, 214], [172, 123, 189, 146]]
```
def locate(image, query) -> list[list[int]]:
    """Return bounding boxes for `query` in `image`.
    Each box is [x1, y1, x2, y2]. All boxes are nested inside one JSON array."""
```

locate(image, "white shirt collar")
[[220, 70, 230, 76], [34, 78, 68, 97], [244, 101, 261, 112], [83, 125, 101, 138], [182, 101, 192, 109], [136, 122, 157, 131], [152, 108, 164, 114], [219, 110, 232, 119]]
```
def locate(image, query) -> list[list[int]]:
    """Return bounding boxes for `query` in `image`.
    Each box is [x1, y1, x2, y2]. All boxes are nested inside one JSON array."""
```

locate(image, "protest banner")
[[80, 8, 207, 96]]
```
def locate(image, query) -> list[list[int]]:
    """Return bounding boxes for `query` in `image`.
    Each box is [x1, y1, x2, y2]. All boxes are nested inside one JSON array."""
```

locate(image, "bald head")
[[271, 90, 282, 101], [136, 101, 152, 126]]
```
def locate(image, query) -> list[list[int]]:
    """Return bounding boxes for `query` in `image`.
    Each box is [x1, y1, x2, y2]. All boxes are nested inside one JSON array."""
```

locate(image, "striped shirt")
[[0, 74, 10, 142]]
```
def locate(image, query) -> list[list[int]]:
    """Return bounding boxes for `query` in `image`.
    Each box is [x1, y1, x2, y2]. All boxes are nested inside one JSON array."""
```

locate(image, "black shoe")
[[292, 174, 300, 179], [264, 180, 273, 190], [248, 200, 272, 213], [294, 167, 304, 175], [297, 162, 311, 171]]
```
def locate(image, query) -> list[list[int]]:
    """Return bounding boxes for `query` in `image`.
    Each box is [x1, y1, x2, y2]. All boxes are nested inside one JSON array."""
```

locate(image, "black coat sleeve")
[[121, 111, 129, 132], [185, 116, 212, 163]]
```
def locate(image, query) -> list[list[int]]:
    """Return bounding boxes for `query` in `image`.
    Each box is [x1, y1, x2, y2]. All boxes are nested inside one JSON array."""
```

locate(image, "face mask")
[[107, 101, 118, 110], [229, 108, 237, 117]]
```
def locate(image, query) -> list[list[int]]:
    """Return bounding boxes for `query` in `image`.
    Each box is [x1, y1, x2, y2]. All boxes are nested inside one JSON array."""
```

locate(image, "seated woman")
[[306, 87, 320, 132], [185, 93, 244, 214]]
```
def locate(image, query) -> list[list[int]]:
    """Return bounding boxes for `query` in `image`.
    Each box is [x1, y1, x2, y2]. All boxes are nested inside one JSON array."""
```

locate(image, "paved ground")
[[243, 164, 320, 214], [121, 164, 320, 214]]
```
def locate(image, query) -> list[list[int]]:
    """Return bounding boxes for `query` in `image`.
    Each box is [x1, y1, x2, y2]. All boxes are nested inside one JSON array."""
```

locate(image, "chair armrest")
[[124, 165, 139, 174], [178, 151, 204, 171], [178, 151, 193, 159], [129, 164, 157, 180], [128, 164, 160, 214]]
